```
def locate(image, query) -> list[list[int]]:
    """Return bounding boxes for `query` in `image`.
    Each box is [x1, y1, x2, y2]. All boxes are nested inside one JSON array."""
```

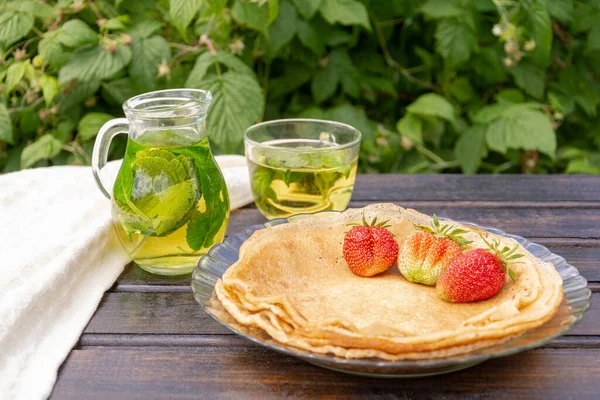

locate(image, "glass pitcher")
[[92, 89, 230, 276]]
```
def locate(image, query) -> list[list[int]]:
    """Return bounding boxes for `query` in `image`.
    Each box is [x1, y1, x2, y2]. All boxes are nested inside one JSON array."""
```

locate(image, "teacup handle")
[[91, 118, 129, 199]]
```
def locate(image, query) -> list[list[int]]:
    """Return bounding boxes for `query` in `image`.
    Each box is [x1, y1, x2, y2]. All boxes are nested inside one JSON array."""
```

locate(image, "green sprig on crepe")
[[479, 234, 524, 282], [414, 214, 472, 250]]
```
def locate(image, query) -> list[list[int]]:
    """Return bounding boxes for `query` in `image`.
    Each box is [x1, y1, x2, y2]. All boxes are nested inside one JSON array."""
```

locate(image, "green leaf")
[[39, 31, 69, 69], [231, 0, 270, 34], [102, 17, 129, 31], [588, 26, 600, 51], [21, 134, 63, 168], [186, 52, 217, 86], [0, 2, 34, 46], [58, 19, 99, 48], [132, 149, 190, 182], [508, 62, 545, 99], [5, 61, 26, 95], [290, 0, 322, 19], [251, 167, 278, 203], [483, 120, 506, 153], [78, 112, 114, 141], [565, 159, 600, 174], [311, 64, 339, 104], [169, 0, 203, 39], [186, 52, 254, 87], [206, 0, 229, 14], [325, 27, 353, 46], [213, 52, 255, 75], [549, 68, 597, 117], [297, 19, 326, 55], [267, 0, 297, 56], [455, 124, 487, 173], [473, 103, 513, 123], [186, 190, 227, 249], [116, 148, 199, 237], [420, 0, 462, 19], [485, 107, 556, 158], [129, 35, 171, 92], [39, 75, 59, 106], [2, 144, 24, 172], [53, 120, 76, 143], [202, 71, 265, 153], [407, 93, 456, 123], [58, 80, 101, 111], [545, 0, 573, 23], [472, 48, 506, 84], [396, 114, 423, 143], [325, 103, 374, 139], [361, 75, 397, 102], [269, 0, 280, 24], [297, 106, 326, 119], [0, 104, 13, 144], [179, 143, 228, 250], [320, 0, 371, 31], [23, 62, 35, 82], [33, 1, 54, 19], [473, 102, 540, 123], [128, 20, 163, 39], [572, 3, 600, 33], [435, 18, 477, 68], [446, 77, 475, 104], [58, 43, 132, 84], [496, 88, 525, 105], [268, 63, 314, 99], [521, 0, 552, 67], [101, 77, 137, 105], [307, 45, 360, 102], [330, 48, 360, 98]]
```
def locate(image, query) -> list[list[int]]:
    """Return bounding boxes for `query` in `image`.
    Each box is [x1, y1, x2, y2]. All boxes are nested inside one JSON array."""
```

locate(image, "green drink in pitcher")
[[92, 89, 229, 275]]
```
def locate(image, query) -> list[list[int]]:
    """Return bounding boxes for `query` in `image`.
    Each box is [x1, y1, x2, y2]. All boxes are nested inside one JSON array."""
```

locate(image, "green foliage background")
[[1, 0, 599, 174]]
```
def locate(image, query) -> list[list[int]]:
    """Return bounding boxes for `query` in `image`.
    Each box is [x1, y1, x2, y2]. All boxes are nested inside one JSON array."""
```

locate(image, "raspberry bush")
[[0, 0, 599, 174]]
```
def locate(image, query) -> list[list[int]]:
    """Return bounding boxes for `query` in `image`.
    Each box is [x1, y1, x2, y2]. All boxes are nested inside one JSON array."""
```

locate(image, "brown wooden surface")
[[51, 175, 600, 399]]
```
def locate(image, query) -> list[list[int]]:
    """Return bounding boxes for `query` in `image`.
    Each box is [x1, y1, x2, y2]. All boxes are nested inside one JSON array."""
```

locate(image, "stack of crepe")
[[214, 204, 564, 360]]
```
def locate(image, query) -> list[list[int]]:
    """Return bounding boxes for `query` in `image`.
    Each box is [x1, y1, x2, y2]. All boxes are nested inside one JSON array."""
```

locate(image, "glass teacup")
[[244, 119, 361, 220]]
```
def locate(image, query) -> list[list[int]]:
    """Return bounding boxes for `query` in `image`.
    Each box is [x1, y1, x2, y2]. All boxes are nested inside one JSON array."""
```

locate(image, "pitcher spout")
[[123, 89, 212, 120]]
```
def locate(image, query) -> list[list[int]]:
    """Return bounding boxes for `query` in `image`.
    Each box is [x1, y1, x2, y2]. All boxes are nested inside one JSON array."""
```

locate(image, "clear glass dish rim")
[[191, 210, 592, 369]]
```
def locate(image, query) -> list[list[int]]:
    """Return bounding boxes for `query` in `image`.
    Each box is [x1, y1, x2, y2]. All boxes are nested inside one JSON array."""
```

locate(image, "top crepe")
[[215, 204, 564, 360]]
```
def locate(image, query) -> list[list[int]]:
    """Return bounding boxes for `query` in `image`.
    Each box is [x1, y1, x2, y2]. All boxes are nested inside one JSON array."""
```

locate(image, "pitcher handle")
[[91, 118, 129, 199]]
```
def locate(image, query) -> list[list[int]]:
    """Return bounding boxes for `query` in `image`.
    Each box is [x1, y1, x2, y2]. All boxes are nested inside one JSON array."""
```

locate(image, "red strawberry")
[[398, 215, 469, 285], [343, 217, 399, 277], [437, 239, 521, 303]]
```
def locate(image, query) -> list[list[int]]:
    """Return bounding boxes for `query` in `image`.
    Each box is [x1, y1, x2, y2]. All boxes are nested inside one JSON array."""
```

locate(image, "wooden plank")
[[51, 347, 600, 399], [115, 263, 192, 287], [351, 175, 600, 202], [76, 334, 600, 349], [84, 292, 599, 336], [115, 243, 600, 286], [222, 204, 600, 239]]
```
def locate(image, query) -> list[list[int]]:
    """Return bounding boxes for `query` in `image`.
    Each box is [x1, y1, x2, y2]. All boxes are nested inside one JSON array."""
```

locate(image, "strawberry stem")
[[478, 233, 523, 282], [348, 215, 391, 229], [414, 214, 472, 250]]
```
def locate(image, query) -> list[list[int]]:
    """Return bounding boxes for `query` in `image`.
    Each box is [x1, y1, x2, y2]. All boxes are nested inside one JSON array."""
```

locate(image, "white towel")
[[0, 156, 253, 400]]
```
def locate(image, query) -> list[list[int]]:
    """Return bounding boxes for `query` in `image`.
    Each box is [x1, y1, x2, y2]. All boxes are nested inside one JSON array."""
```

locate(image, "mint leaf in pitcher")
[[114, 148, 199, 237], [185, 160, 229, 251]]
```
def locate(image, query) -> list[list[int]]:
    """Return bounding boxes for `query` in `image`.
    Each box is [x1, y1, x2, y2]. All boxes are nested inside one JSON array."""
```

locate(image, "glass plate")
[[191, 211, 592, 377]]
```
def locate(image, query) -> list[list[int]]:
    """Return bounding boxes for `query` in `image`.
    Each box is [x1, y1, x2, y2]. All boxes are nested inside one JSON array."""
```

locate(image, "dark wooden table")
[[51, 175, 600, 399]]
